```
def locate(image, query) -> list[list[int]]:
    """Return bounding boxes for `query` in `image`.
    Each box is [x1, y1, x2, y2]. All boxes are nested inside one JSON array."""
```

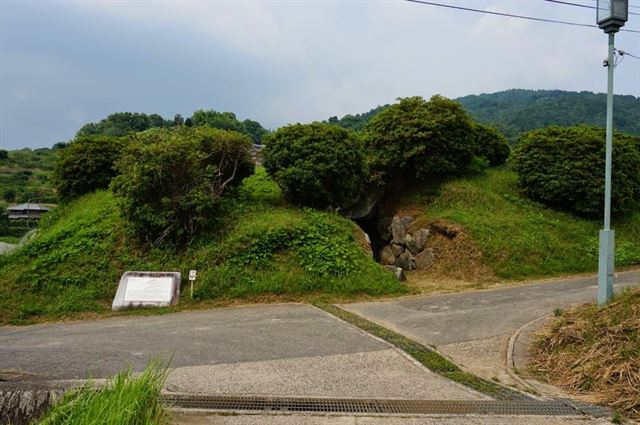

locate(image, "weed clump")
[[37, 362, 169, 425]]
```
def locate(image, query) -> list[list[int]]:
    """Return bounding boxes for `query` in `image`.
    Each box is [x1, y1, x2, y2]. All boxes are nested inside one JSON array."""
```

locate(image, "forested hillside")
[[326, 89, 640, 140], [457, 89, 640, 140]]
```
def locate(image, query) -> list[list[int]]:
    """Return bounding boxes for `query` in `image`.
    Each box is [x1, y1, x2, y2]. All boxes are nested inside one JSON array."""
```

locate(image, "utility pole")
[[595, 0, 628, 306]]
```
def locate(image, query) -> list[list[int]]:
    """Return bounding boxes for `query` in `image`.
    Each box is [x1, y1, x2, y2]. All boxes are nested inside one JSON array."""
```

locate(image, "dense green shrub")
[[364, 96, 476, 184], [511, 126, 640, 217], [472, 122, 510, 166], [111, 127, 254, 245], [52, 135, 124, 200], [263, 123, 367, 209]]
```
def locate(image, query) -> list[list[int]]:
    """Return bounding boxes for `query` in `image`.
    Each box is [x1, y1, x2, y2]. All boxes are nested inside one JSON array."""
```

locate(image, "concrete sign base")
[[112, 271, 181, 311]]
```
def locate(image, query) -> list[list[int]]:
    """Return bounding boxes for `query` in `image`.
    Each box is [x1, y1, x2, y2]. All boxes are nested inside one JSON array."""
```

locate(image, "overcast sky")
[[1, 0, 639, 149]]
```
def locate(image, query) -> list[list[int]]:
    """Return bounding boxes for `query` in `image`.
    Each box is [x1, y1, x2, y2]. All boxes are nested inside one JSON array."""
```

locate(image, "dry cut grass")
[[530, 286, 640, 420]]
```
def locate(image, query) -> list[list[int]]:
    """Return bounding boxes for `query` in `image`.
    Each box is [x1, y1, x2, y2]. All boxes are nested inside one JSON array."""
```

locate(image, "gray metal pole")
[[597, 32, 615, 306]]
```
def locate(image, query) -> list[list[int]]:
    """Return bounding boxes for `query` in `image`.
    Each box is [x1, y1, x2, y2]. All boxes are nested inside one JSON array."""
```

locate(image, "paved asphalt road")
[[0, 304, 387, 380], [0, 303, 483, 401], [343, 270, 640, 385]]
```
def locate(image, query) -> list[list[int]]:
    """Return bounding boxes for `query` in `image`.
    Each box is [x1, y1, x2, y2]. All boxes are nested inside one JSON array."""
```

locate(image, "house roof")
[[7, 203, 50, 212]]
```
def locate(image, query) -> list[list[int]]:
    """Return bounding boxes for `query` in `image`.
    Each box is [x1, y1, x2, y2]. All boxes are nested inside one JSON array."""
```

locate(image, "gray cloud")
[[1, 0, 638, 149]]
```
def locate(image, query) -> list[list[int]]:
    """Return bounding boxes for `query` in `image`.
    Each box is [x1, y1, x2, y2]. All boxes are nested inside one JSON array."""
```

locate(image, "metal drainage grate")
[[162, 393, 607, 417]]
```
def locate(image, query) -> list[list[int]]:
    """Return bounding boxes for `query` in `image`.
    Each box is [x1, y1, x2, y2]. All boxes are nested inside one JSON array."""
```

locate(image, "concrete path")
[[172, 412, 611, 425], [342, 270, 640, 387], [0, 303, 482, 400]]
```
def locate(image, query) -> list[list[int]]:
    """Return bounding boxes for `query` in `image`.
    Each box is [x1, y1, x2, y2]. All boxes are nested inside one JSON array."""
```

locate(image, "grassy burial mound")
[[394, 168, 640, 283], [530, 287, 640, 421], [0, 169, 404, 325]]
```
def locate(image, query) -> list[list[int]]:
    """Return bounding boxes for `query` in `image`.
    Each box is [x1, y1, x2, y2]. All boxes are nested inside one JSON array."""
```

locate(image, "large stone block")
[[112, 271, 181, 311], [383, 265, 406, 282], [408, 228, 430, 254], [396, 251, 415, 270], [379, 245, 396, 265], [414, 248, 434, 270], [391, 215, 413, 245], [391, 243, 405, 257]]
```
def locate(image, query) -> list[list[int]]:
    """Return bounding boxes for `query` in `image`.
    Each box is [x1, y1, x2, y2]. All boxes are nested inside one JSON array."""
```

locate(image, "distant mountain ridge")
[[325, 89, 640, 140], [456, 89, 640, 140]]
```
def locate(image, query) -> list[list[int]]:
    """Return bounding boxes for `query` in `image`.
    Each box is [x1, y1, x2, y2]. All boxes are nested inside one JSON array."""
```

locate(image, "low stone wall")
[[0, 389, 62, 425], [378, 215, 434, 271]]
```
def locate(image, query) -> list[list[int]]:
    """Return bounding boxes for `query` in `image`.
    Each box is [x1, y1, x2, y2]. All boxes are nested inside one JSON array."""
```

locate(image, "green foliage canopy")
[[364, 96, 476, 184], [458, 89, 640, 140], [52, 135, 124, 200], [111, 127, 254, 245], [263, 123, 368, 209], [471, 122, 510, 166], [190, 110, 269, 144], [76, 112, 173, 137], [326, 105, 390, 132], [511, 126, 640, 217]]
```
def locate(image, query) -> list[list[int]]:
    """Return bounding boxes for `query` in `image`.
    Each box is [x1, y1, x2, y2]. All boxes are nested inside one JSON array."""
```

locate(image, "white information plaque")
[[124, 277, 174, 302], [112, 271, 181, 311]]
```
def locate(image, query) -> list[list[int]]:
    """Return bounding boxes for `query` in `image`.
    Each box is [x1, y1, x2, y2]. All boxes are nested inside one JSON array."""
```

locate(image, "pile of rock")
[[379, 215, 434, 271]]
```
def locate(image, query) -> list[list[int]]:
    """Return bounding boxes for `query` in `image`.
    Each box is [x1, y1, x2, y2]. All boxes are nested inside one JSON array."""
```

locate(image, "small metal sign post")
[[189, 270, 197, 298]]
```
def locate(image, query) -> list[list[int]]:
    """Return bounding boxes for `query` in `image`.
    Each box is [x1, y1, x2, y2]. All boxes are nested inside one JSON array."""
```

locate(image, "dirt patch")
[[406, 218, 497, 284]]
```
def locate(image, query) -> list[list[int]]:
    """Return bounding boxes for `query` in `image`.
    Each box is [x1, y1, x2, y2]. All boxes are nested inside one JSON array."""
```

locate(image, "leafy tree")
[[325, 105, 390, 132], [77, 112, 156, 137], [111, 127, 254, 245], [173, 114, 185, 126], [364, 96, 476, 185], [471, 122, 510, 166], [242, 119, 269, 144], [263, 123, 367, 209], [53, 135, 125, 200], [189, 110, 269, 144], [148, 114, 165, 128], [190, 110, 245, 133], [511, 126, 640, 217], [0, 150, 8, 160]]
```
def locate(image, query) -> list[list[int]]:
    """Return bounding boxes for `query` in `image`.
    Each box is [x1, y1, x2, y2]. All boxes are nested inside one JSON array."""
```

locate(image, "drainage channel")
[[162, 394, 609, 417]]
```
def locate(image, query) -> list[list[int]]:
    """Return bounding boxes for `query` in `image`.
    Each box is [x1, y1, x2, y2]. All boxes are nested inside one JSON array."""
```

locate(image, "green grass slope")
[[0, 169, 404, 325], [407, 168, 640, 280]]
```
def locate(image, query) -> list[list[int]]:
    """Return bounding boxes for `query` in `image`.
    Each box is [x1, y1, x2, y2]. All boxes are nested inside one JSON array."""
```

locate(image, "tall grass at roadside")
[[36, 362, 169, 425], [530, 286, 640, 420]]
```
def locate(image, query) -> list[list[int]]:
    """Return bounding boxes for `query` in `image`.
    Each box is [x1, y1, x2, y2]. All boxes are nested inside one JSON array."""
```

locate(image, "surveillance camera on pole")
[[596, 0, 628, 306]]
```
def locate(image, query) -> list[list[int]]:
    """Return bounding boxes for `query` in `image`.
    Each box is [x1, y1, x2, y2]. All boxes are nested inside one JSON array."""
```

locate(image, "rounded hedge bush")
[[364, 95, 476, 184], [472, 122, 510, 167], [111, 127, 254, 245], [511, 126, 640, 217], [53, 135, 124, 200], [263, 123, 367, 209]]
